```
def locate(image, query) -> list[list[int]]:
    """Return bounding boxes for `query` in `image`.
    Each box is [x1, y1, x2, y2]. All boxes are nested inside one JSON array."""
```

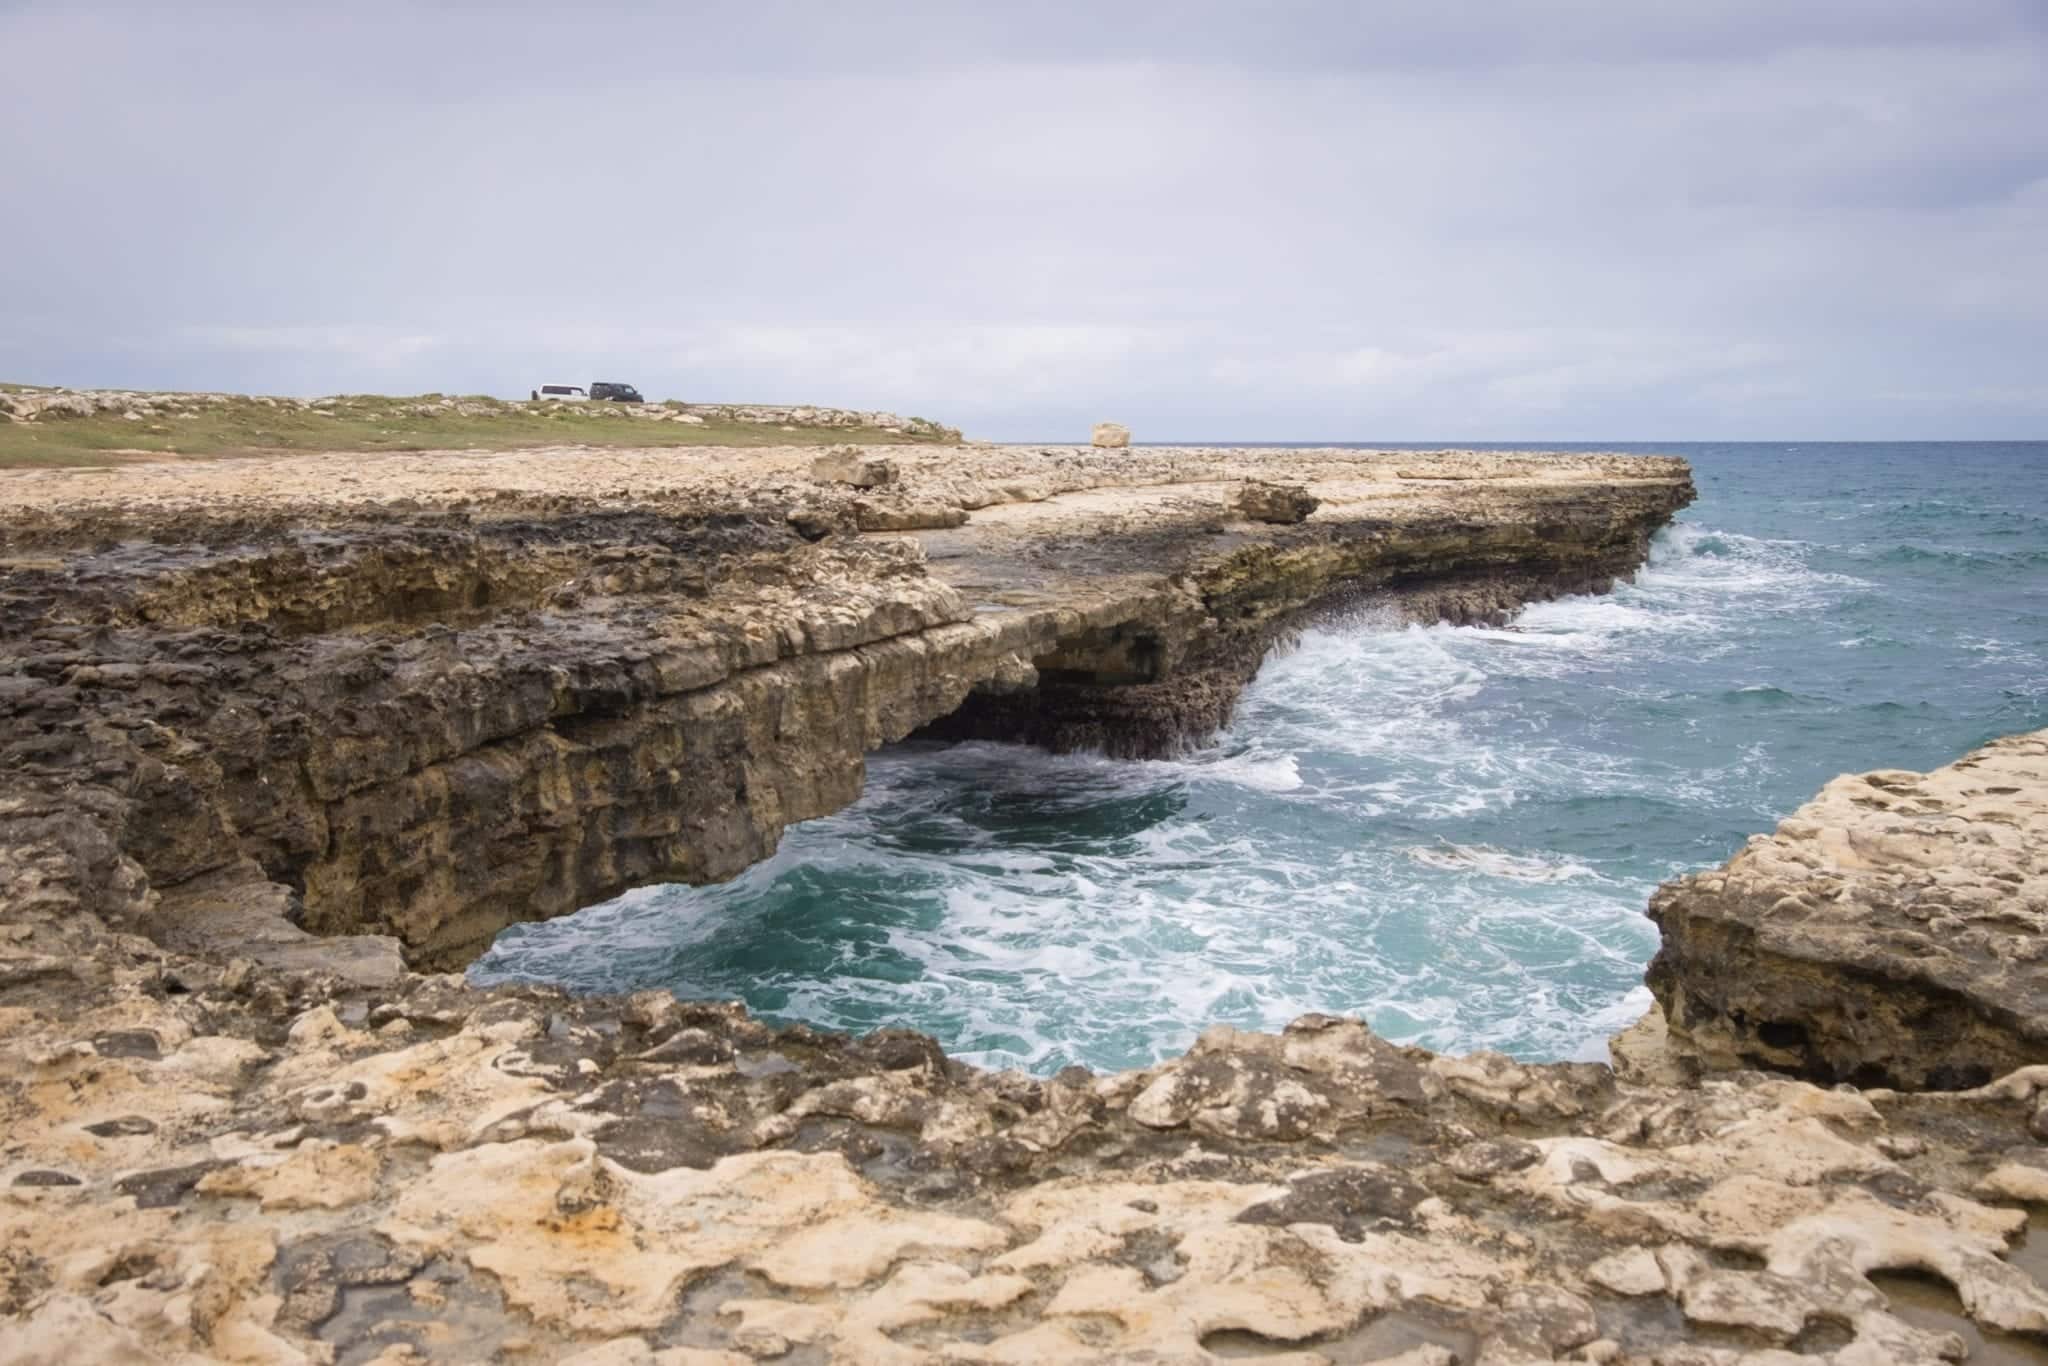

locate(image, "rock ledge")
[[1649, 728, 2048, 1090]]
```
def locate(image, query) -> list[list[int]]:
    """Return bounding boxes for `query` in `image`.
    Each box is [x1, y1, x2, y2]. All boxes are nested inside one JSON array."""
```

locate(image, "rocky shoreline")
[[0, 442, 1691, 969], [5, 440, 2048, 1364]]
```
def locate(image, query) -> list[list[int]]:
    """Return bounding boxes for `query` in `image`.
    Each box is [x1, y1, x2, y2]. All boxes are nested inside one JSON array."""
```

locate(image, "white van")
[[530, 385, 587, 402]]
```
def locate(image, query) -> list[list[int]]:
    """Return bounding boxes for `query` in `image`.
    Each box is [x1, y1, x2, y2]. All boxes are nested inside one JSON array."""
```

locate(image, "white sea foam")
[[702, 527, 1797, 1067], [1406, 843, 1602, 883], [1569, 986, 1658, 1062], [1156, 748, 1304, 793], [1634, 523, 1868, 608]]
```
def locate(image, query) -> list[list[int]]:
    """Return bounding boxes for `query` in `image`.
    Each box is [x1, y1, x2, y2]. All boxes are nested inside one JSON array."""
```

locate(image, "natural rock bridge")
[[0, 442, 1691, 970]]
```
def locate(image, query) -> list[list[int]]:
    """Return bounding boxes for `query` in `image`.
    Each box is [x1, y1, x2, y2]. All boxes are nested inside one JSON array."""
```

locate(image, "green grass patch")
[[0, 391, 956, 469]]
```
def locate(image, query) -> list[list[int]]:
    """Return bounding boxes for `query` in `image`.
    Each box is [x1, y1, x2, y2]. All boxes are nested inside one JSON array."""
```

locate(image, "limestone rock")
[[1647, 729, 2048, 1090], [1587, 1246, 1666, 1296], [1091, 421, 1130, 449], [808, 447, 898, 488], [785, 502, 853, 541], [1236, 479, 1320, 524], [0, 444, 1691, 963], [3, 819, 2048, 1363], [851, 496, 969, 532]]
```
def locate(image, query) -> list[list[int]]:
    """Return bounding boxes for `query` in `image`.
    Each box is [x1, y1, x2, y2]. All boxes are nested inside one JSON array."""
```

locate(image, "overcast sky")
[[2, 1, 2044, 440]]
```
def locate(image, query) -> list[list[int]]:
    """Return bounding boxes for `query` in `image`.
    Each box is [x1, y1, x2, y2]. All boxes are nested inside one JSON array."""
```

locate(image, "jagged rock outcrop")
[[810, 448, 899, 487], [6, 899, 2048, 1364], [0, 442, 1691, 968], [1236, 479, 1320, 524], [1091, 421, 1130, 449], [919, 460, 1691, 756], [676, 402, 957, 440], [1648, 729, 2048, 1090]]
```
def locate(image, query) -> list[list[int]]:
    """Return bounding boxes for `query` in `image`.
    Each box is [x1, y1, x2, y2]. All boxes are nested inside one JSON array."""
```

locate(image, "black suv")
[[589, 382, 644, 403]]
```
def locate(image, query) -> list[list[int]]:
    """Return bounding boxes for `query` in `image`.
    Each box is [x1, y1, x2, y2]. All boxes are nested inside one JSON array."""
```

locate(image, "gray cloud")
[[2, 1, 2043, 439]]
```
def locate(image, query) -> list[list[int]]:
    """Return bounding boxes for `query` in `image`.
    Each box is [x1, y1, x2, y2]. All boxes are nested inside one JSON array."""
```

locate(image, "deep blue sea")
[[474, 443, 2048, 1073]]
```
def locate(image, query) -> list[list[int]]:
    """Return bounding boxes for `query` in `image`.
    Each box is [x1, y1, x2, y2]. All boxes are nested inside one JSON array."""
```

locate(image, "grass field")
[[0, 388, 956, 469]]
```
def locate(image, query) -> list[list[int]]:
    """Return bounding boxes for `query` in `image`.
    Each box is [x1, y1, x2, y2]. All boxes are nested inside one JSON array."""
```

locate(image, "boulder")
[[786, 504, 855, 541], [809, 448, 898, 489], [1647, 729, 2048, 1090], [49, 395, 98, 419], [10, 393, 96, 421], [1091, 422, 1131, 449], [852, 499, 970, 532], [1236, 480, 1320, 525]]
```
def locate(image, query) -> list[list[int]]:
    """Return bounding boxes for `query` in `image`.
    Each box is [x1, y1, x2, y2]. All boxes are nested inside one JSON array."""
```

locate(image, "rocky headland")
[[0, 441, 1691, 969], [4, 437, 2048, 1364]]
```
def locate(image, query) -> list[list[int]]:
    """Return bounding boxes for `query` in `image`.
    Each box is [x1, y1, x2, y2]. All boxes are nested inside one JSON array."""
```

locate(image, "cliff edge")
[[13, 441, 2048, 1363], [0, 441, 1691, 969]]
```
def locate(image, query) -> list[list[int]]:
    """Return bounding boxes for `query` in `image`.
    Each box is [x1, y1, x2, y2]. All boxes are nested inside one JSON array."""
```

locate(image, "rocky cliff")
[[7, 441, 2048, 1364], [0, 442, 1690, 970]]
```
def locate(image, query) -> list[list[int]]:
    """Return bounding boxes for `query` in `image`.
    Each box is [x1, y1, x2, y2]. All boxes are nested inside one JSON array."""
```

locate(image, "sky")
[[2, 1, 2044, 441]]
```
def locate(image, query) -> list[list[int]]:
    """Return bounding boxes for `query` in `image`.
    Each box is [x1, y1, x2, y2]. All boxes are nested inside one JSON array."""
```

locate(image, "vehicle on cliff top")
[[589, 381, 644, 403], [530, 384, 586, 401]]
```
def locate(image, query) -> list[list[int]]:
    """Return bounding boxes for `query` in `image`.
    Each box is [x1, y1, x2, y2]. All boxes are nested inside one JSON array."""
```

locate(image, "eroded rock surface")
[[0, 443, 1690, 967], [6, 923, 2048, 1365], [3, 441, 2048, 1363], [1237, 479, 1321, 524], [811, 449, 899, 488], [1648, 729, 2048, 1090]]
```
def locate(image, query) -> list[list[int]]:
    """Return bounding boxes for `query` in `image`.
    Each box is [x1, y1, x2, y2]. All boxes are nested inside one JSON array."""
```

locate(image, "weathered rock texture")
[[0, 442, 1689, 969], [811, 448, 899, 488], [1237, 479, 1321, 524], [1648, 729, 2048, 1091], [8, 893, 2048, 1364], [667, 402, 955, 440], [6, 440, 2048, 1363]]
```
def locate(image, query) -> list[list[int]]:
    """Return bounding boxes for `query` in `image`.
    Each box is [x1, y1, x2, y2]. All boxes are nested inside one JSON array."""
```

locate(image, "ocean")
[[472, 442, 2048, 1073]]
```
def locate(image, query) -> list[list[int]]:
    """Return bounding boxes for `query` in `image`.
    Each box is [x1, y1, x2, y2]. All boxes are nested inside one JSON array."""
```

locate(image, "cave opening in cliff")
[[457, 446, 2044, 1088]]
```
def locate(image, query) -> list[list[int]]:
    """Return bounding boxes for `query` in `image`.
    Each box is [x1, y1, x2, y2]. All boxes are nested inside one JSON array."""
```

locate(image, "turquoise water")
[[474, 443, 2048, 1072]]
